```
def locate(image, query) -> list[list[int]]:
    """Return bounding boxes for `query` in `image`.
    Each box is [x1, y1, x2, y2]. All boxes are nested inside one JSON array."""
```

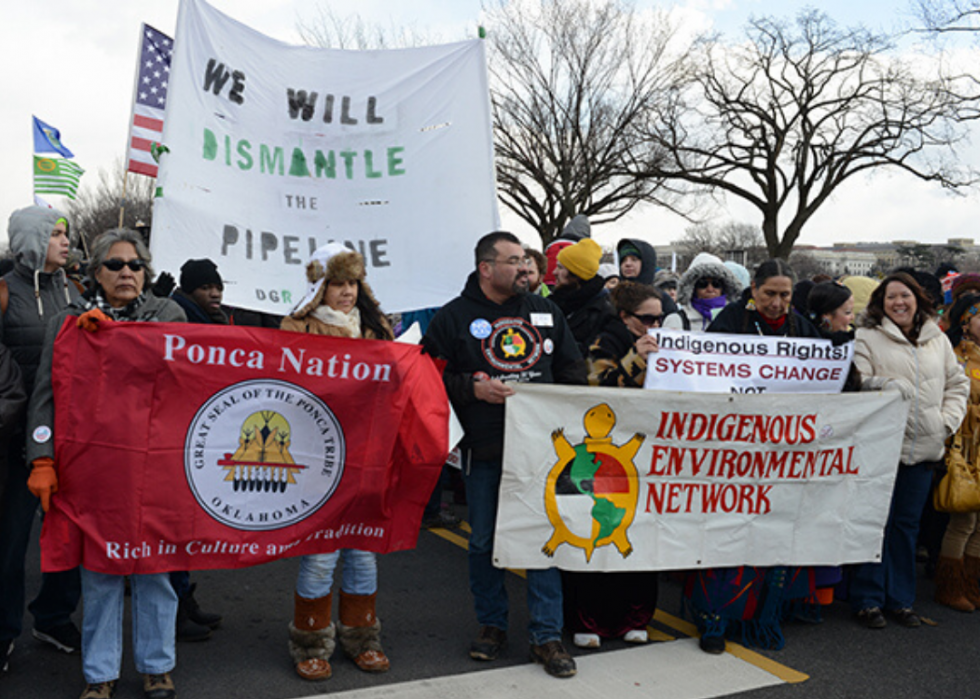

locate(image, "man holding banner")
[[422, 232, 585, 678]]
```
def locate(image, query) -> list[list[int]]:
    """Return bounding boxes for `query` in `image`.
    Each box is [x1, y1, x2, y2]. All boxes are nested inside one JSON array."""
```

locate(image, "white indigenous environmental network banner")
[[495, 385, 908, 572], [152, 0, 499, 314], [644, 330, 853, 394]]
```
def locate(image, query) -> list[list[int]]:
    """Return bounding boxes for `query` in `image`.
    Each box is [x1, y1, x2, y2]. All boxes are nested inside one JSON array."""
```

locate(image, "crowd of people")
[[1, 205, 978, 698]]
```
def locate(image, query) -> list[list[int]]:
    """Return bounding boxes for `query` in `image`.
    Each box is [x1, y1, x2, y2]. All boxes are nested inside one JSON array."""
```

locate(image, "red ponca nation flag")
[[40, 322, 449, 575]]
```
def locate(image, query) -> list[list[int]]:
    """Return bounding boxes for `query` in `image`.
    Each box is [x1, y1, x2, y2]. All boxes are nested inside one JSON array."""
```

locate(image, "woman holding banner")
[[561, 282, 663, 649], [26, 229, 186, 699], [850, 273, 969, 628], [935, 292, 980, 611], [280, 243, 394, 681], [684, 259, 820, 655]]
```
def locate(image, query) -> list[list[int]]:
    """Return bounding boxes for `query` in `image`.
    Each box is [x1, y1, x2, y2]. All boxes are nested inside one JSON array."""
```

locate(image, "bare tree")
[[68, 160, 154, 253], [916, 0, 980, 35], [296, 6, 438, 49], [651, 10, 980, 259], [679, 221, 767, 268], [485, 0, 686, 246]]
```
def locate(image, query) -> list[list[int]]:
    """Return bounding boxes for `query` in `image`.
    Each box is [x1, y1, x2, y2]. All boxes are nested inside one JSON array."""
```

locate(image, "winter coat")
[[663, 253, 741, 334], [854, 317, 969, 465], [548, 275, 618, 357], [707, 291, 822, 338], [616, 238, 658, 285], [952, 339, 980, 469], [587, 319, 647, 388], [2, 207, 80, 394], [422, 272, 586, 460], [27, 293, 186, 464], [280, 311, 391, 340], [170, 289, 230, 325]]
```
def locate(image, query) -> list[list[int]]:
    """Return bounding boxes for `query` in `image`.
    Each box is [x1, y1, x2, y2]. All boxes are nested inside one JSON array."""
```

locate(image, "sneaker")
[[469, 625, 506, 661], [889, 608, 921, 628], [699, 633, 726, 654], [33, 622, 81, 654], [856, 607, 887, 629], [421, 509, 460, 530], [572, 632, 600, 648], [530, 640, 576, 678], [623, 629, 649, 644], [2, 639, 12, 672], [142, 672, 176, 699], [78, 680, 116, 699], [80, 681, 116, 699]]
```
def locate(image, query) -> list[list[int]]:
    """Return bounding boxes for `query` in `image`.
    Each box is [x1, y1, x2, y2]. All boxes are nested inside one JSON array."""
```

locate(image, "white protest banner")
[[495, 385, 907, 571], [644, 329, 853, 394], [152, 0, 499, 314]]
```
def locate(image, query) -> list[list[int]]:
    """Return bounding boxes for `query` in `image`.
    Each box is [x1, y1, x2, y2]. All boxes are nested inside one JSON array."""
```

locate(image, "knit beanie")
[[557, 238, 602, 281], [180, 258, 223, 293]]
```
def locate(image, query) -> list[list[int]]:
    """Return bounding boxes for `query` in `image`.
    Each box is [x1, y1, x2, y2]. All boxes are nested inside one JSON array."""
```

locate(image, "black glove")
[[152, 271, 176, 298]]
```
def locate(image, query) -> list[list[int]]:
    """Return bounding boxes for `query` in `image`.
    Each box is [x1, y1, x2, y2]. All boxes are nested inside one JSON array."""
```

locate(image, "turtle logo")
[[501, 328, 527, 358], [542, 403, 644, 562]]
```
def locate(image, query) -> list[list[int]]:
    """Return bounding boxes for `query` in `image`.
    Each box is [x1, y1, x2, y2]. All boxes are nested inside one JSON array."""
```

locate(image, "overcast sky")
[[2, 0, 978, 256]]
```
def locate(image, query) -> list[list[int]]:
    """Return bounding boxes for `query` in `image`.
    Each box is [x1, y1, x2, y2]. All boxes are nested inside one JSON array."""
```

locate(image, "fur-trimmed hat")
[[676, 253, 741, 306], [289, 243, 376, 318]]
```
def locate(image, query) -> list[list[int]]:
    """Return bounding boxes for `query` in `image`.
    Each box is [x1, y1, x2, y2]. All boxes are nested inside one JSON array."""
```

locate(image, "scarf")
[[691, 296, 727, 331], [82, 290, 157, 322], [311, 304, 362, 338]]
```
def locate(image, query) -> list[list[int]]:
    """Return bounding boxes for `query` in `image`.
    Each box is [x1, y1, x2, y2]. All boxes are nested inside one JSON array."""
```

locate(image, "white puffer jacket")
[[854, 317, 969, 464]]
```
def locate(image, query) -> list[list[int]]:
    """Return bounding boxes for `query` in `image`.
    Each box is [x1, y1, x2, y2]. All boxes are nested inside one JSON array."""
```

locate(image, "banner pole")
[[118, 171, 129, 229]]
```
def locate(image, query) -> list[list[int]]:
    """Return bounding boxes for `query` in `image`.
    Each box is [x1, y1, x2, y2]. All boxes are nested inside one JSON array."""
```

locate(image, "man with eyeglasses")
[[0, 206, 85, 669], [422, 231, 586, 679]]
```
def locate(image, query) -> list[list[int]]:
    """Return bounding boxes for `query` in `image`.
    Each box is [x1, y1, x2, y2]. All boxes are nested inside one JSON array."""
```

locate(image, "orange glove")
[[76, 308, 113, 332], [27, 457, 58, 512]]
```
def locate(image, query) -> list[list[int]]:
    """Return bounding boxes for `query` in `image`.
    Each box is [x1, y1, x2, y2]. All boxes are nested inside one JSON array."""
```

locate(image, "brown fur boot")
[[337, 591, 390, 673], [934, 556, 975, 612], [963, 555, 980, 607], [289, 593, 335, 680]]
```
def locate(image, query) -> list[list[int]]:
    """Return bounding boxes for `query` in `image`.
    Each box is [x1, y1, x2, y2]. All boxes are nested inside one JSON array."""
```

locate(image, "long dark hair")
[[863, 272, 934, 343], [355, 280, 394, 341], [946, 292, 980, 347]]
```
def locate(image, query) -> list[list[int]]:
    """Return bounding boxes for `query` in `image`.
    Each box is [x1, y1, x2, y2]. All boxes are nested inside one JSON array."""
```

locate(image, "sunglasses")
[[630, 312, 664, 327], [695, 278, 722, 290], [102, 258, 146, 272]]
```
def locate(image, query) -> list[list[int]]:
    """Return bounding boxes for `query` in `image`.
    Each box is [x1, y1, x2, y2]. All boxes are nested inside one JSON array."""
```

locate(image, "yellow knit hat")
[[557, 238, 602, 281]]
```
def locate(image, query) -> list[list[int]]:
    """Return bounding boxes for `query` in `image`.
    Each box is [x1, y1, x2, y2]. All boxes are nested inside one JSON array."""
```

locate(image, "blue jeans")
[[0, 446, 81, 642], [80, 569, 177, 683], [296, 550, 377, 599], [464, 458, 563, 645], [850, 462, 934, 612]]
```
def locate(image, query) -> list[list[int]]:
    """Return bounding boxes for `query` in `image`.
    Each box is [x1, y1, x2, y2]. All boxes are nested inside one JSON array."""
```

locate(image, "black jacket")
[[707, 291, 822, 338], [548, 275, 617, 358], [422, 272, 586, 460]]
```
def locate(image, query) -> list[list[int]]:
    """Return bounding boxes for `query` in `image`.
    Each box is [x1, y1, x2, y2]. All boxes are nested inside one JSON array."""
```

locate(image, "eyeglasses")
[[629, 312, 664, 327], [484, 256, 528, 268], [102, 258, 146, 272], [695, 278, 722, 290]]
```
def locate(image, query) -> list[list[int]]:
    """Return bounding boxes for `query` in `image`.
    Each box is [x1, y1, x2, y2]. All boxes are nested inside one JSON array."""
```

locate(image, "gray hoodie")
[[2, 206, 79, 392]]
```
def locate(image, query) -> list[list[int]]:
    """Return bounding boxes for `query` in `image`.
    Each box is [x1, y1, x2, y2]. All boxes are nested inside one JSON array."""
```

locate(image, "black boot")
[[184, 583, 222, 629], [176, 599, 212, 642]]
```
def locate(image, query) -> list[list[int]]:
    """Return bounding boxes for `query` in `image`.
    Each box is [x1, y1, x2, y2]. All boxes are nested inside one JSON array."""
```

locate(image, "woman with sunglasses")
[[560, 282, 663, 651], [27, 229, 186, 699], [663, 253, 741, 333], [684, 259, 821, 656]]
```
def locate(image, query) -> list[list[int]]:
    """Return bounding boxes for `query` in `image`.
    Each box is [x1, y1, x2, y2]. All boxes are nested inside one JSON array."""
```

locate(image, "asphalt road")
[[3, 501, 978, 699]]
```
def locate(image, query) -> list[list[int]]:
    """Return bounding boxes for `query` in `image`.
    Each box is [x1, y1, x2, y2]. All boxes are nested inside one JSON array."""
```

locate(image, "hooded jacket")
[[3, 206, 80, 393], [422, 272, 586, 460], [548, 274, 617, 357], [616, 238, 658, 286], [663, 253, 741, 333], [854, 316, 969, 464]]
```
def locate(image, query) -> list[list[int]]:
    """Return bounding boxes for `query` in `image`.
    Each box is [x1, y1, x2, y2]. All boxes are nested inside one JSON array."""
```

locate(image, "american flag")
[[126, 24, 173, 178]]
